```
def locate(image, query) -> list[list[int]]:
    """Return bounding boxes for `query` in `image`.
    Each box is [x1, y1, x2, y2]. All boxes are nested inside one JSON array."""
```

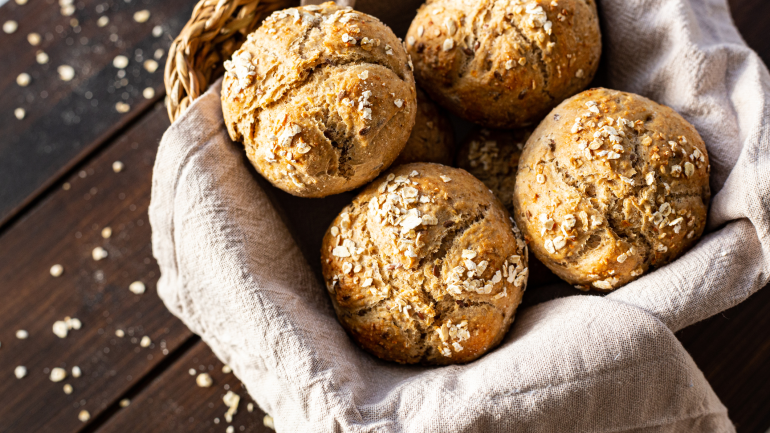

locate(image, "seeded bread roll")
[[321, 163, 528, 364], [405, 0, 601, 128], [221, 3, 417, 197], [513, 88, 711, 291], [456, 127, 532, 212], [393, 88, 456, 166]]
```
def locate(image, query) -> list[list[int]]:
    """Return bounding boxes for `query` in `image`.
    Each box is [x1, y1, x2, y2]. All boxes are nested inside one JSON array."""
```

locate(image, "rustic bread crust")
[[321, 163, 529, 364], [456, 126, 532, 212], [513, 88, 711, 291], [221, 2, 417, 197], [393, 88, 456, 166], [405, 0, 601, 128]]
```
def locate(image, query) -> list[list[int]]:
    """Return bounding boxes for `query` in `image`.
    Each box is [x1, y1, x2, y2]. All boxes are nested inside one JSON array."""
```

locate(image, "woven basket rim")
[[163, 0, 295, 122]]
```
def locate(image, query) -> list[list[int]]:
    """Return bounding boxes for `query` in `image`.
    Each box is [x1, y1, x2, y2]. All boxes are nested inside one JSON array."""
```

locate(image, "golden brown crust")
[[393, 88, 456, 166], [513, 88, 711, 291], [405, 0, 601, 128], [320, 163, 528, 364], [456, 126, 532, 212], [221, 3, 417, 197]]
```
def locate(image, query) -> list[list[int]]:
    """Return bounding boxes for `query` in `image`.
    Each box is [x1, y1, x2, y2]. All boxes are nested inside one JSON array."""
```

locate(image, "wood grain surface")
[[0, 0, 768, 431], [94, 341, 273, 433], [0, 104, 195, 432], [0, 0, 194, 226]]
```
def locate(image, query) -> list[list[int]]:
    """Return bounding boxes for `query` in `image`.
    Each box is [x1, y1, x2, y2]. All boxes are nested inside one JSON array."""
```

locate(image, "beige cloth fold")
[[150, 0, 770, 431]]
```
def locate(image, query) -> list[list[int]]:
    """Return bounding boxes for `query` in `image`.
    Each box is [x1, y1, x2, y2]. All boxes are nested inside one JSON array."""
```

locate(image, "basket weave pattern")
[[164, 0, 295, 122]]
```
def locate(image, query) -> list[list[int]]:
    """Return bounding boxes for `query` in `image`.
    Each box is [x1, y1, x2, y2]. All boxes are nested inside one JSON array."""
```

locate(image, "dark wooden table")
[[0, 0, 768, 432]]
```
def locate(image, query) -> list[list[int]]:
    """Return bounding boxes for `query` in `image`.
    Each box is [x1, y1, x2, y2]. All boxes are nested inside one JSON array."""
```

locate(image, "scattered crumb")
[[16, 0, 29, 4], [16, 73, 31, 87], [16, 330, 28, 339], [57, 65, 75, 82], [222, 365, 232, 374], [152, 25, 163, 37], [72, 366, 81, 377], [101, 227, 112, 239], [143, 59, 158, 73], [63, 384, 73, 394], [14, 366, 27, 379], [69, 318, 81, 330], [226, 427, 234, 433], [92, 246, 108, 261], [154, 48, 164, 60], [97, 16, 109, 27], [188, 368, 196, 376], [3, 20, 18, 34], [119, 399, 131, 407], [263, 415, 275, 430], [50, 367, 67, 382], [223, 391, 240, 423], [112, 161, 124, 172], [129, 281, 146, 294], [247, 403, 254, 412], [140, 335, 151, 347], [78, 410, 90, 422], [143, 87, 155, 99], [115, 102, 130, 113], [133, 10, 151, 23], [196, 372, 213, 388], [14, 108, 25, 120], [53, 320, 69, 338], [27, 32, 40, 45], [115, 329, 125, 337], [62, 182, 71, 190], [36, 51, 49, 64], [113, 55, 129, 69]]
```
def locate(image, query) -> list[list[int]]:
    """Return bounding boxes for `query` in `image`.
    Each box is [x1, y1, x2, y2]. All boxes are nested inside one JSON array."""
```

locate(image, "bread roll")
[[222, 2, 417, 197], [513, 88, 710, 291], [321, 163, 528, 364], [405, 0, 601, 128], [393, 88, 455, 166], [456, 126, 532, 212]]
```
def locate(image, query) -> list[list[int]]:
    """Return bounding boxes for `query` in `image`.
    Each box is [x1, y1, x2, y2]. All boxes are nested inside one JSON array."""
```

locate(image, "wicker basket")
[[163, 0, 296, 122]]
